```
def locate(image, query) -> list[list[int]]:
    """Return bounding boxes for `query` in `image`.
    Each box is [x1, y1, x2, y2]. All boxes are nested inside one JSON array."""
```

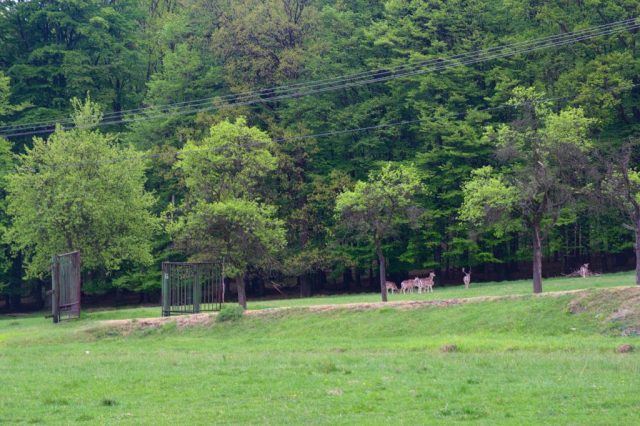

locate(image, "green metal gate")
[[51, 251, 81, 323], [161, 262, 224, 317]]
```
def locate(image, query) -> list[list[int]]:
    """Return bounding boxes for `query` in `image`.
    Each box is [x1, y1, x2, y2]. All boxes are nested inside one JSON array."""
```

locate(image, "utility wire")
[[1, 18, 637, 137], [2, 18, 635, 134], [3, 20, 637, 137], [6, 81, 639, 175], [2, 17, 636, 132]]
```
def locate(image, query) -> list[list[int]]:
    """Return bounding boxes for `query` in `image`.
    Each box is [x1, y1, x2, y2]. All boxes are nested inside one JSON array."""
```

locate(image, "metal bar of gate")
[[74, 252, 81, 317], [193, 265, 201, 313], [161, 263, 170, 317], [52, 255, 60, 323]]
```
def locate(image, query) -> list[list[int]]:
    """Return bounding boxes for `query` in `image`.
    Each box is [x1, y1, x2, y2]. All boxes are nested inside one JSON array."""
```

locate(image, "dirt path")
[[98, 288, 596, 331]]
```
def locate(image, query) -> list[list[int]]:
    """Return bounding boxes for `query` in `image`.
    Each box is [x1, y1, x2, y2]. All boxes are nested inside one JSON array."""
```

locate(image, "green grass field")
[[1, 273, 639, 425]]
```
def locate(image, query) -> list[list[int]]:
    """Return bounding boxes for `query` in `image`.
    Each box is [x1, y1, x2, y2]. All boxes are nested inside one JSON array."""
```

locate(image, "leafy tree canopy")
[[5, 98, 159, 278]]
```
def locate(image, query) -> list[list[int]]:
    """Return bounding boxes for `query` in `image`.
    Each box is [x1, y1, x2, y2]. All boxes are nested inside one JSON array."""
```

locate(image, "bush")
[[217, 304, 244, 322]]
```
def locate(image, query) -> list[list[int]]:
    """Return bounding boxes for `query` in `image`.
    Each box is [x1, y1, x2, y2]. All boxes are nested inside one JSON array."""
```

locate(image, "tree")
[[0, 72, 28, 308], [0, 0, 147, 118], [602, 139, 640, 285], [335, 162, 422, 302], [170, 117, 286, 308], [169, 199, 286, 308], [460, 88, 595, 293], [0, 71, 28, 120], [0, 136, 17, 308], [5, 98, 159, 279], [211, 0, 317, 91]]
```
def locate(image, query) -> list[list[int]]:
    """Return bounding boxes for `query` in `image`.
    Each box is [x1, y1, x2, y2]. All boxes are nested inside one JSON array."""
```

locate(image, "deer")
[[385, 281, 399, 294], [416, 272, 436, 293], [579, 263, 589, 278], [462, 268, 471, 289], [400, 279, 415, 294]]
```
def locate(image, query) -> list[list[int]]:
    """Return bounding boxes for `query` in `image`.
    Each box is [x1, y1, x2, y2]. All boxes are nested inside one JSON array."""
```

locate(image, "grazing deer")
[[385, 281, 398, 294], [416, 272, 436, 293], [400, 279, 415, 294], [579, 263, 589, 278], [462, 268, 471, 289]]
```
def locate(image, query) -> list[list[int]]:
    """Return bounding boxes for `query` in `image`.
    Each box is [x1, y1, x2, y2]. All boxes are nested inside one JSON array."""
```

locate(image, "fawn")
[[400, 279, 415, 294], [385, 281, 398, 294]]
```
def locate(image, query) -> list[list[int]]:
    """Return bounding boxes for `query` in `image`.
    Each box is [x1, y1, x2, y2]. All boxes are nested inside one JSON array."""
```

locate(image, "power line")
[[3, 18, 635, 134], [3, 17, 635, 132], [7, 82, 638, 175], [1, 18, 637, 138]]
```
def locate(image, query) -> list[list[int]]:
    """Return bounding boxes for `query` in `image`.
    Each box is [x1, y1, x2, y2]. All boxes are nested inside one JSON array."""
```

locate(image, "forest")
[[1, 0, 640, 310]]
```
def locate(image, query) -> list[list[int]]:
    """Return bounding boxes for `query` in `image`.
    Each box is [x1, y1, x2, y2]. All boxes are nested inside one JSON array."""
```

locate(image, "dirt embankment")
[[567, 286, 640, 336], [94, 287, 640, 336]]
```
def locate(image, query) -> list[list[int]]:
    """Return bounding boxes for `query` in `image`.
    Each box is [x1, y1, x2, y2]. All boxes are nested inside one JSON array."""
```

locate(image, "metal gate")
[[51, 251, 81, 323], [161, 262, 224, 317]]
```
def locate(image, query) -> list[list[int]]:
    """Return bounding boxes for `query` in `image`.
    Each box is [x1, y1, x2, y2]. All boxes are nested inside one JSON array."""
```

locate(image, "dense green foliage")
[[169, 118, 286, 306], [1, 0, 640, 305], [5, 99, 158, 281], [460, 88, 597, 292], [335, 162, 422, 300]]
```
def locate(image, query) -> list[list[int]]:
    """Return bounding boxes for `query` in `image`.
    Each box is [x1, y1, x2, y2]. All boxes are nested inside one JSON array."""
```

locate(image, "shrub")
[[616, 344, 634, 353], [440, 344, 459, 353], [217, 304, 245, 322]]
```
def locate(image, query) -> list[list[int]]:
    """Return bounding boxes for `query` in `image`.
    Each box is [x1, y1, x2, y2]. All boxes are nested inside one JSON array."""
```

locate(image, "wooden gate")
[[51, 251, 81, 323], [161, 262, 224, 317]]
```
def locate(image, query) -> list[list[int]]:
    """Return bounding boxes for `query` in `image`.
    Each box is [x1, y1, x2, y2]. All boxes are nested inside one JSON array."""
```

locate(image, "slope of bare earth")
[[95, 287, 640, 336]]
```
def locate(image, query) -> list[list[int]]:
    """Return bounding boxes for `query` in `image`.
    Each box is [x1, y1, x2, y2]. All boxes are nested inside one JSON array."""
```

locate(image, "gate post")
[[74, 252, 81, 318], [51, 256, 60, 323], [161, 263, 170, 317], [192, 265, 201, 313]]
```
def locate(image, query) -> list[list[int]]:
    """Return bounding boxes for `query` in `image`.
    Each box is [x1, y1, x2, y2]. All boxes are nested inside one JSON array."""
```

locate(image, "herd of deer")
[[385, 268, 472, 294], [385, 263, 593, 295]]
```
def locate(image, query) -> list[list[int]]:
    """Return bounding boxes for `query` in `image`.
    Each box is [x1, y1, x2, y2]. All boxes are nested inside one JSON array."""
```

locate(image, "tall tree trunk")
[[300, 275, 312, 298], [253, 276, 265, 298], [532, 222, 543, 294], [319, 270, 327, 292], [347, 269, 358, 292], [635, 220, 640, 286], [237, 273, 247, 309], [376, 245, 388, 302], [343, 269, 353, 291], [7, 256, 22, 312], [8, 289, 21, 312], [369, 265, 375, 290]]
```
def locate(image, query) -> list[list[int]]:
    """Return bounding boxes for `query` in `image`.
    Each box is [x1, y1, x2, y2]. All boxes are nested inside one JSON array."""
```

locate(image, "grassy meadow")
[[1, 273, 639, 425]]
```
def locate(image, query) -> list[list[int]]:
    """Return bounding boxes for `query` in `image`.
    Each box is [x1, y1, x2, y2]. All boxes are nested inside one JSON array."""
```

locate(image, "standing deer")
[[416, 272, 436, 293], [385, 281, 399, 294], [579, 263, 589, 278], [462, 268, 471, 289], [400, 279, 415, 294], [413, 277, 422, 293]]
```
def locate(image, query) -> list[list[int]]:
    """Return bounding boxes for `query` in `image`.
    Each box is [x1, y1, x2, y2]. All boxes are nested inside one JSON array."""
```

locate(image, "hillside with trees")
[[1, 0, 640, 309]]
